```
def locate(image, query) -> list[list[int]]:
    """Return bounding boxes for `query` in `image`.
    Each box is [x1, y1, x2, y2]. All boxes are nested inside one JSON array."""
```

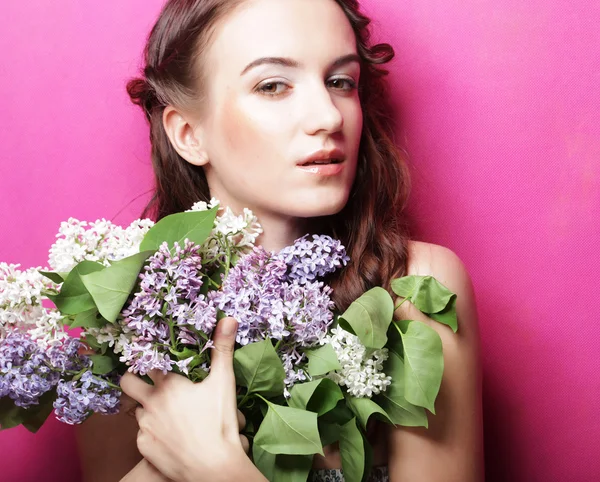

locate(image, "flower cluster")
[[326, 327, 392, 398], [0, 331, 121, 424], [117, 240, 216, 376], [277, 234, 350, 284], [213, 246, 336, 348], [0, 331, 59, 407], [54, 371, 120, 425], [0, 263, 64, 345], [187, 198, 263, 262], [213, 235, 348, 393], [48, 218, 154, 272]]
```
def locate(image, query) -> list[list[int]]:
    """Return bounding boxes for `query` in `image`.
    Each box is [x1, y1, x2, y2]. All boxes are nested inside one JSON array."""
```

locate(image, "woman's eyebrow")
[[240, 53, 360, 76]]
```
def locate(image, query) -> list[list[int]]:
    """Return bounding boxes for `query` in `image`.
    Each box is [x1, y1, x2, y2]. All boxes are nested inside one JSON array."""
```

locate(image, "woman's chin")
[[288, 193, 350, 219]]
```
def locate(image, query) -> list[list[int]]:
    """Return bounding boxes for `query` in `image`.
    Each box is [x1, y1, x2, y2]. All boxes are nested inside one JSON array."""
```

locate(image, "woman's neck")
[[253, 209, 308, 252]]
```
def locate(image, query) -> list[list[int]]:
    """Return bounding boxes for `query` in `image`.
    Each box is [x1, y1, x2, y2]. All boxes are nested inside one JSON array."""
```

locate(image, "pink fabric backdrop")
[[1, 1, 598, 481]]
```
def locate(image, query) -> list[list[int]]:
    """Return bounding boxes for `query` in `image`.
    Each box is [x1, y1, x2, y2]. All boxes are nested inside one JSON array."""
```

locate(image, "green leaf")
[[319, 400, 354, 426], [22, 390, 56, 433], [139, 207, 218, 252], [288, 378, 343, 416], [70, 309, 107, 329], [39, 270, 69, 284], [339, 418, 365, 482], [318, 421, 341, 447], [345, 396, 392, 430], [80, 251, 153, 322], [253, 444, 313, 482], [391, 276, 457, 332], [429, 296, 458, 333], [304, 344, 342, 376], [189, 367, 209, 382], [0, 397, 25, 430], [90, 355, 118, 375], [233, 339, 286, 397], [393, 320, 444, 414], [375, 350, 428, 427], [47, 261, 104, 315], [254, 402, 324, 456], [338, 287, 394, 349]]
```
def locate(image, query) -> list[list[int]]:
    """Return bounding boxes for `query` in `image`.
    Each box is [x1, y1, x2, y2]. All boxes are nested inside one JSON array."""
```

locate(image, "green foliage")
[[90, 354, 118, 375], [233, 339, 286, 397], [80, 251, 153, 322], [70, 308, 107, 329], [375, 350, 428, 427], [345, 395, 392, 430], [46, 261, 104, 315], [392, 320, 444, 414], [338, 287, 394, 349], [39, 271, 69, 284], [339, 418, 365, 482], [391, 275, 458, 332], [139, 207, 218, 252], [304, 344, 341, 376], [288, 378, 343, 416], [254, 401, 324, 456], [253, 445, 313, 482]]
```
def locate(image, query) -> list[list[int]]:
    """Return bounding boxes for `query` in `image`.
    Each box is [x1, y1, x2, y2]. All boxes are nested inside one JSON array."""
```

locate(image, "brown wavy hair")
[[127, 0, 411, 311]]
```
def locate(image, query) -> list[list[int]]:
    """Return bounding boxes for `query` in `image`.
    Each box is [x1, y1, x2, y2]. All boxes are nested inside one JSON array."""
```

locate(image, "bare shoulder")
[[405, 240, 478, 336], [407, 240, 474, 298], [387, 240, 484, 482]]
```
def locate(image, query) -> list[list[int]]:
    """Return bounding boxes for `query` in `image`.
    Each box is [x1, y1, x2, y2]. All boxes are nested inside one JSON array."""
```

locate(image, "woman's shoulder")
[[402, 240, 479, 338], [406, 240, 475, 308]]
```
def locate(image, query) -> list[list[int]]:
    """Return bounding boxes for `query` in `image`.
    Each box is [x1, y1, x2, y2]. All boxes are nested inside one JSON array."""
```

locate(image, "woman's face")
[[191, 0, 363, 221]]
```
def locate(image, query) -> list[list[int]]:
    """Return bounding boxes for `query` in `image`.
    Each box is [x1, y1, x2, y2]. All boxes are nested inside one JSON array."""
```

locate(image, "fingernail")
[[221, 317, 237, 336]]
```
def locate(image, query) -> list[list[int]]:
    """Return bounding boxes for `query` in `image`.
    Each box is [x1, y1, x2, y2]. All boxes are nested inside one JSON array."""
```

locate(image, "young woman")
[[76, 0, 484, 480]]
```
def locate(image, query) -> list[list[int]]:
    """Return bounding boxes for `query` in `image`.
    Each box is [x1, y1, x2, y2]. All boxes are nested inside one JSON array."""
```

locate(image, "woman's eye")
[[256, 81, 289, 96], [327, 77, 357, 91]]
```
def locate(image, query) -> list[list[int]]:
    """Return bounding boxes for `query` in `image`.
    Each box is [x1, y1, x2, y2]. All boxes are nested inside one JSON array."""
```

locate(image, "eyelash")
[[256, 77, 357, 97]]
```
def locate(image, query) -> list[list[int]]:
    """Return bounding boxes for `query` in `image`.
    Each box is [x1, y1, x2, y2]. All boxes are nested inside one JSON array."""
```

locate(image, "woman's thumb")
[[209, 317, 238, 377]]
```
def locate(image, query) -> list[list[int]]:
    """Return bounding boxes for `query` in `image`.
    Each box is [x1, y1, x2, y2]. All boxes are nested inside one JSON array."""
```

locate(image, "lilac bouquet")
[[0, 199, 458, 482]]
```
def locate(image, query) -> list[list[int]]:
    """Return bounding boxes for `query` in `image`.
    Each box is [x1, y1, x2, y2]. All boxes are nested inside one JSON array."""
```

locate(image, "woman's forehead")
[[206, 0, 357, 74]]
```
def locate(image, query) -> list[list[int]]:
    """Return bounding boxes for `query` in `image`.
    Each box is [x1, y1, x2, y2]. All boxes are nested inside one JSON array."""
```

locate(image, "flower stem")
[[394, 296, 410, 311]]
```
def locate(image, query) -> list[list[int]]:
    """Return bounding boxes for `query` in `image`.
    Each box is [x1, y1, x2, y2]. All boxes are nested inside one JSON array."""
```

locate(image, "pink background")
[[1, 1, 598, 481]]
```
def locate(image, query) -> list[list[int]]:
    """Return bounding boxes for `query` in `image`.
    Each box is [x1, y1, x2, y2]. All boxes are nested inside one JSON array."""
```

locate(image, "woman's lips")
[[296, 161, 345, 176]]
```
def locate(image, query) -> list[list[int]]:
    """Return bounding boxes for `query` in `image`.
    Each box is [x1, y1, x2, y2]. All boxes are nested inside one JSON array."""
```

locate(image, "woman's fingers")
[[237, 409, 246, 431], [147, 369, 168, 386], [120, 372, 153, 405], [209, 317, 238, 378], [240, 434, 250, 454]]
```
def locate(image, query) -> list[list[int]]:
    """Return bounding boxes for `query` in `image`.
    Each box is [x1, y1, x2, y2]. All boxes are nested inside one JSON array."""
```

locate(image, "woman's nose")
[[301, 84, 344, 136]]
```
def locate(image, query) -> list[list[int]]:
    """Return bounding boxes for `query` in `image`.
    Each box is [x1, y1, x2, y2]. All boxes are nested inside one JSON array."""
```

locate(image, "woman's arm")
[[75, 396, 143, 481], [120, 317, 267, 482], [387, 242, 484, 482]]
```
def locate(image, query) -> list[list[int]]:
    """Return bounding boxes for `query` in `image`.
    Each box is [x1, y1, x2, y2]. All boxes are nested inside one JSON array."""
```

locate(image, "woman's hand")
[[120, 317, 266, 482]]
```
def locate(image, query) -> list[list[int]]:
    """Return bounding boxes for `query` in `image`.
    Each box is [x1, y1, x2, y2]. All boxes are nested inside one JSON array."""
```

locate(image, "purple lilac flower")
[[47, 337, 91, 372], [213, 247, 335, 348], [120, 341, 173, 376], [119, 240, 217, 374], [0, 332, 60, 408], [53, 371, 121, 424], [211, 247, 289, 345], [276, 234, 349, 284]]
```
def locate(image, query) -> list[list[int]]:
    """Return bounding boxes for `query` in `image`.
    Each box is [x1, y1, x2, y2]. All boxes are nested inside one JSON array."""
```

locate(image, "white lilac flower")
[[280, 349, 309, 398], [326, 327, 392, 398], [187, 198, 263, 260], [48, 217, 154, 272], [0, 262, 67, 346]]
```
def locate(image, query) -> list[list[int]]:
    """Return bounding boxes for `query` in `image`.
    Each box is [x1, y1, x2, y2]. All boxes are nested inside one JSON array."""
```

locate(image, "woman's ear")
[[162, 105, 209, 166]]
